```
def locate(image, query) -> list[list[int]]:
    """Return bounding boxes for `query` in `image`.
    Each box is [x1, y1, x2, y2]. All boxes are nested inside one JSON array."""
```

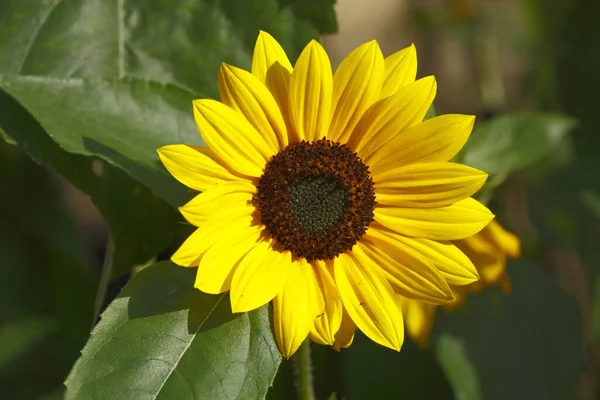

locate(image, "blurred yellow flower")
[[158, 31, 493, 358], [398, 220, 521, 347]]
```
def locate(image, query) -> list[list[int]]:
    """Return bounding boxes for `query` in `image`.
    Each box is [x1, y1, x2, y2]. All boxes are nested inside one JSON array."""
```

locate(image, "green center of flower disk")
[[256, 139, 376, 261]]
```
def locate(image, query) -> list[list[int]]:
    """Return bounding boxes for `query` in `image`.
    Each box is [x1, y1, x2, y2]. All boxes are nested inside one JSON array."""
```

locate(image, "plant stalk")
[[294, 339, 316, 400], [91, 233, 114, 329]]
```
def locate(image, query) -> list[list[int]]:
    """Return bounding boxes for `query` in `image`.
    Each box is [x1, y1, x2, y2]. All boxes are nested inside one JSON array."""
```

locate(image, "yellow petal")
[[273, 258, 324, 359], [454, 228, 509, 286], [171, 228, 204, 267], [369, 114, 475, 172], [483, 220, 521, 258], [358, 228, 454, 303], [178, 181, 255, 225], [398, 296, 437, 347], [351, 76, 436, 158], [181, 199, 253, 226], [176, 207, 255, 265], [457, 231, 497, 255], [333, 307, 357, 351], [452, 235, 503, 287], [374, 162, 488, 208], [386, 233, 479, 286], [334, 251, 404, 351], [329, 41, 385, 143], [230, 240, 290, 313], [289, 40, 333, 142], [219, 63, 288, 150], [171, 203, 254, 267], [307, 330, 328, 346], [193, 99, 275, 177], [252, 31, 293, 83], [251, 31, 293, 133], [157, 145, 248, 192], [309, 261, 342, 346], [479, 256, 506, 285], [375, 197, 495, 240], [195, 225, 263, 294], [380, 44, 417, 99]]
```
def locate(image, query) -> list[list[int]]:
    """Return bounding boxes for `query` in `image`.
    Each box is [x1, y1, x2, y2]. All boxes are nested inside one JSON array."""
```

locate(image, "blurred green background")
[[0, 0, 596, 398]]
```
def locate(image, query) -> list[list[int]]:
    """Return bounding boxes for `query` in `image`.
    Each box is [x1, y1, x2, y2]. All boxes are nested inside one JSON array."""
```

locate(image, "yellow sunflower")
[[157, 31, 494, 358], [398, 220, 521, 347]]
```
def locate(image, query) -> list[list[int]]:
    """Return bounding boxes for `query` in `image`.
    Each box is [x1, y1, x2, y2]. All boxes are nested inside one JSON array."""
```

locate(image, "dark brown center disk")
[[255, 139, 375, 261]]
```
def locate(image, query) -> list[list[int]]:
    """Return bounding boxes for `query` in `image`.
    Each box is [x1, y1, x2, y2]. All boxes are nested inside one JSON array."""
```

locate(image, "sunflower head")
[[158, 31, 494, 358], [255, 138, 375, 261]]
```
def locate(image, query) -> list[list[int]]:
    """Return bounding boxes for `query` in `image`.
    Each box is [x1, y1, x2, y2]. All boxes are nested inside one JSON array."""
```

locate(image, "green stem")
[[294, 340, 316, 400], [91, 233, 114, 329]]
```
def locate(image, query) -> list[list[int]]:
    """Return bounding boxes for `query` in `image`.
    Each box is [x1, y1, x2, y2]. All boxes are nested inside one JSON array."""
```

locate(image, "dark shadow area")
[[125, 262, 197, 319], [125, 262, 242, 335], [432, 259, 584, 400]]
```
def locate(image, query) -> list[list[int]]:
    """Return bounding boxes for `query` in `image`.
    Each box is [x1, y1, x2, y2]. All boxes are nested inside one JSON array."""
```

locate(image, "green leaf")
[[433, 259, 583, 400], [65, 262, 282, 400], [435, 335, 481, 400], [0, 0, 336, 94], [0, 90, 181, 279], [462, 113, 576, 175], [0, 75, 199, 207]]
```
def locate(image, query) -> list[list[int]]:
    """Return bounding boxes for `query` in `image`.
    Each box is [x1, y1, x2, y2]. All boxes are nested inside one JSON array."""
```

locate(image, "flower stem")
[[294, 340, 316, 400], [91, 233, 114, 329]]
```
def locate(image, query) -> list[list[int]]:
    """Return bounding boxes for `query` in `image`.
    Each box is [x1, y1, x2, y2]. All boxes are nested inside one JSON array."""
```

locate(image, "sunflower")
[[449, 219, 521, 307], [398, 220, 521, 347], [157, 31, 494, 358]]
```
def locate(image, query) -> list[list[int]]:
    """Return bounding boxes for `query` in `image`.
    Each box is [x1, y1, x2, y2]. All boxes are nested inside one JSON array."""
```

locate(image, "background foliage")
[[0, 0, 591, 399]]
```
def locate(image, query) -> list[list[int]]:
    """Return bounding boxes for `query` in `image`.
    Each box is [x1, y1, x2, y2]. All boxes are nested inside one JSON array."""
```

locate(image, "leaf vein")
[[150, 293, 226, 399], [117, 0, 126, 78], [16, 1, 60, 74]]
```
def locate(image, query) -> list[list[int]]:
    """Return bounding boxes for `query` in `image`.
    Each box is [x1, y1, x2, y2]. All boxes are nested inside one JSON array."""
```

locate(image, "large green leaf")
[[65, 262, 282, 400], [433, 259, 583, 400], [0, 0, 337, 207], [0, 0, 336, 94], [461, 113, 576, 175], [0, 75, 199, 207], [0, 90, 181, 280]]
